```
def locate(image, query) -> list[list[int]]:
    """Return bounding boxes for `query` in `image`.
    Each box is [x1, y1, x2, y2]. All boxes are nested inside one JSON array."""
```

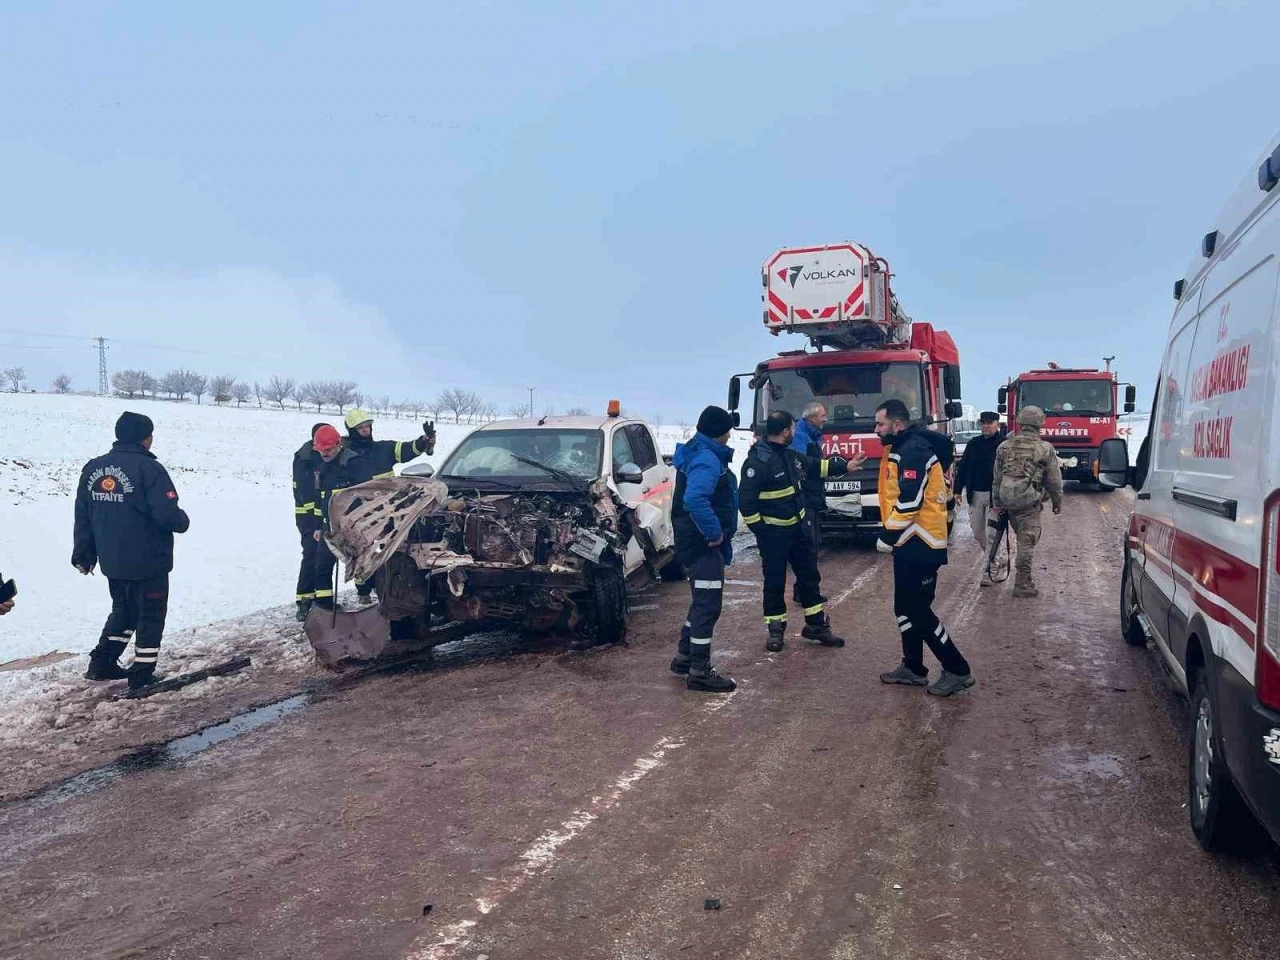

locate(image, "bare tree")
[[262, 375, 295, 410], [231, 381, 252, 407], [297, 381, 325, 413], [160, 370, 192, 401], [392, 399, 410, 420], [542, 403, 557, 418], [111, 370, 145, 399], [564, 406, 591, 416], [141, 373, 159, 398], [508, 402, 530, 418], [253, 381, 265, 408], [326, 380, 360, 414], [375, 395, 391, 417], [190, 373, 209, 405], [210, 375, 235, 404], [678, 419, 694, 440], [3, 367, 26, 393], [52, 374, 73, 394], [436, 388, 463, 423]]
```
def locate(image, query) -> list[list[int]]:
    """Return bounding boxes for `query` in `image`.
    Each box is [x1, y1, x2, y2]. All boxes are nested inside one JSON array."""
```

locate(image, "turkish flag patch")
[[166, 490, 177, 499], [902, 469, 918, 480]]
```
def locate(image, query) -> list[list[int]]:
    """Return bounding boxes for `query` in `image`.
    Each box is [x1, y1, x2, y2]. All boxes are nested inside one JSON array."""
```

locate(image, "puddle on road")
[[11, 695, 310, 811]]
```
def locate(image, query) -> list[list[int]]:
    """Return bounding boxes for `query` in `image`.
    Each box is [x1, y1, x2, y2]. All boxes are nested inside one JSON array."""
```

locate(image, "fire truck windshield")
[[1017, 379, 1113, 416], [757, 362, 925, 428]]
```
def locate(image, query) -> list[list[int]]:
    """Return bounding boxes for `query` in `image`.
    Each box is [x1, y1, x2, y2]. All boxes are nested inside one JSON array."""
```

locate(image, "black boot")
[[802, 616, 845, 647], [127, 666, 165, 691], [687, 659, 736, 693], [84, 654, 129, 681], [765, 621, 786, 652], [295, 600, 312, 622], [671, 623, 692, 674]]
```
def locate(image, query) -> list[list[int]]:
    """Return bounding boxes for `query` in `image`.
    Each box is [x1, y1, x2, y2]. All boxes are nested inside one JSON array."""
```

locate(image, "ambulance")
[[1102, 132, 1280, 850]]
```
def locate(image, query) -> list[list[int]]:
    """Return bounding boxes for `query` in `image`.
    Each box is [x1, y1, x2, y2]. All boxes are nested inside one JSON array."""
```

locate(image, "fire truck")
[[726, 242, 964, 536], [997, 364, 1137, 486]]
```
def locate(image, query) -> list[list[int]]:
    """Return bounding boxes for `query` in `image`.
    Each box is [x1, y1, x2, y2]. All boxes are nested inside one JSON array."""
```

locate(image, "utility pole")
[[93, 336, 109, 395], [527, 385, 535, 417]]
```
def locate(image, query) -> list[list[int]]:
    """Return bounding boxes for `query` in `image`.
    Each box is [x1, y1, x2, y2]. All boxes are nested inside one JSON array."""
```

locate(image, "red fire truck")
[[727, 242, 964, 536], [997, 364, 1137, 487]]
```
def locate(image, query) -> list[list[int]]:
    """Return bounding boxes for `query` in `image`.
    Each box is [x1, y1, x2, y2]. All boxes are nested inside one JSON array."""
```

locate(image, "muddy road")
[[2, 489, 1278, 960]]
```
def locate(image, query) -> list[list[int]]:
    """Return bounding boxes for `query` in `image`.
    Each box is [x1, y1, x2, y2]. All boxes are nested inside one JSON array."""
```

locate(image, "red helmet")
[[313, 425, 342, 452]]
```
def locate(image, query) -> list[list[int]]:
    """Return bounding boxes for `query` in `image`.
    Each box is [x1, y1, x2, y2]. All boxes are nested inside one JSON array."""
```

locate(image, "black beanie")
[[115, 411, 154, 445], [696, 405, 734, 438]]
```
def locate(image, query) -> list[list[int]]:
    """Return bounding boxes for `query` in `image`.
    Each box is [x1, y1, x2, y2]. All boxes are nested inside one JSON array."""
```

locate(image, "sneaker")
[[687, 666, 736, 693], [880, 662, 929, 686], [765, 623, 786, 653], [801, 622, 845, 647], [979, 571, 995, 588], [927, 670, 976, 697], [84, 659, 129, 681], [1012, 583, 1039, 598], [669, 653, 691, 675]]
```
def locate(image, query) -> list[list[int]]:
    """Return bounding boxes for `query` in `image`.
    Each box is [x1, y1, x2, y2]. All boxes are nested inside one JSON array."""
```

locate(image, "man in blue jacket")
[[72, 412, 191, 690], [668, 406, 739, 693]]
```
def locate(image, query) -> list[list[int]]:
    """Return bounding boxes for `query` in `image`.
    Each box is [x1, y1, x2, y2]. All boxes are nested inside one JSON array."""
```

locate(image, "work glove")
[[422, 421, 438, 456], [875, 534, 895, 555], [721, 539, 734, 567], [826, 456, 850, 477]]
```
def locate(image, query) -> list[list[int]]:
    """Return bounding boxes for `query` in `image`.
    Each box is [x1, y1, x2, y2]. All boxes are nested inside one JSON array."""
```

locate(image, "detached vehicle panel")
[[311, 415, 675, 664]]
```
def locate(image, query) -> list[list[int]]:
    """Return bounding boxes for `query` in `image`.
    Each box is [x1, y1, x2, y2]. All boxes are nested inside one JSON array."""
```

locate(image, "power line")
[[94, 337, 109, 396]]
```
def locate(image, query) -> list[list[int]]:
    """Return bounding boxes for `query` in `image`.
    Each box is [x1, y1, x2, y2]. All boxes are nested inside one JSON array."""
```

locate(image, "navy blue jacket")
[[671, 432, 738, 563], [72, 442, 190, 580]]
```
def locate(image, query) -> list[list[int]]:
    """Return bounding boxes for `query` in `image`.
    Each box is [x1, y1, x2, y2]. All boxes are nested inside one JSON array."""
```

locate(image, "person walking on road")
[[953, 411, 1005, 585], [740, 410, 851, 653], [72, 412, 191, 690], [292, 423, 327, 621], [991, 405, 1063, 598], [873, 400, 975, 697], [668, 405, 739, 693]]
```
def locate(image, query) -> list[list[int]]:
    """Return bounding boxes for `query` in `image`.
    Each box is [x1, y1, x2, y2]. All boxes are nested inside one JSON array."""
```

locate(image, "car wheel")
[[584, 566, 628, 647], [1120, 560, 1147, 647], [1189, 669, 1250, 851]]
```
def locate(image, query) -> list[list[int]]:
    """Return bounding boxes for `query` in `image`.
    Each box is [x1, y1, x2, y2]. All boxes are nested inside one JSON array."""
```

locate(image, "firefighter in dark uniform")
[[873, 399, 976, 696], [340, 409, 436, 599], [739, 410, 850, 653], [668, 405, 739, 693], [311, 424, 353, 610], [72, 412, 191, 690], [292, 423, 328, 621]]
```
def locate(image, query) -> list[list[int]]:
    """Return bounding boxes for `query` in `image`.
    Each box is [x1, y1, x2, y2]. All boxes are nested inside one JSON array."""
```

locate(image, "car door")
[[607, 426, 648, 574], [1138, 291, 1201, 649], [624, 423, 675, 547]]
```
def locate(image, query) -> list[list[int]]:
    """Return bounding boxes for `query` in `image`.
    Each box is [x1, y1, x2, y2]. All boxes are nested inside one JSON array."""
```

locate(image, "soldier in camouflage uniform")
[[991, 406, 1063, 598]]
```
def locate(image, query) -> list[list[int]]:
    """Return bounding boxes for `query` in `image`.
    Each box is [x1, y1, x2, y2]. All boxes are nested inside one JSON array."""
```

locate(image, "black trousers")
[[759, 527, 824, 626], [92, 574, 170, 677], [296, 524, 320, 602], [678, 547, 724, 664], [893, 556, 970, 676], [313, 535, 338, 609]]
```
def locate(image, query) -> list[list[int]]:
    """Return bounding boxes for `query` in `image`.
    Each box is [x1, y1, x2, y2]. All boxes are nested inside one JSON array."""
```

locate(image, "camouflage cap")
[[1017, 405, 1046, 428]]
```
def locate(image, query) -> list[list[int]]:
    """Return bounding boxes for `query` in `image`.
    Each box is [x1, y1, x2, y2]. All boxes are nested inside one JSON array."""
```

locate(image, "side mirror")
[[401, 462, 436, 478], [944, 401, 963, 420], [731, 411, 741, 429], [1124, 384, 1137, 413], [997, 386, 1008, 406], [997, 403, 1007, 415], [943, 365, 962, 401], [1097, 438, 1129, 488], [727, 377, 741, 411], [615, 462, 644, 486]]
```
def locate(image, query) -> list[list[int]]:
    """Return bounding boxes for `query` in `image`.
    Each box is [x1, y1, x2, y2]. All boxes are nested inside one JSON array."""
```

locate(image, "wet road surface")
[[2, 489, 1278, 959]]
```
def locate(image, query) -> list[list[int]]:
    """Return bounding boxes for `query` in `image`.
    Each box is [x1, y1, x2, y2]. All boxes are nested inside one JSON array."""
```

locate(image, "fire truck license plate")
[[827, 480, 861, 493]]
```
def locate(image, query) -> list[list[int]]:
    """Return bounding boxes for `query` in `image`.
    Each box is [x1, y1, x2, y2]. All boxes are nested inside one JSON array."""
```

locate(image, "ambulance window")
[[1155, 317, 1197, 473]]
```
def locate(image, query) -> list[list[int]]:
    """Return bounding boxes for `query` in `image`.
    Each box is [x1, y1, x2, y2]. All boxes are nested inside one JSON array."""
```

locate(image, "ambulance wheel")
[[1120, 561, 1147, 647], [1188, 668, 1249, 851]]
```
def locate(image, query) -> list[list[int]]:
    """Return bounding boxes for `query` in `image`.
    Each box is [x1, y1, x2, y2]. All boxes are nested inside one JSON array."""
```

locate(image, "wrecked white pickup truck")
[[305, 412, 679, 665]]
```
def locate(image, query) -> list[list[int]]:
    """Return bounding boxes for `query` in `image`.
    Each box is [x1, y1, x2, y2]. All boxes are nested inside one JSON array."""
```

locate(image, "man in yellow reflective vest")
[[739, 410, 852, 653]]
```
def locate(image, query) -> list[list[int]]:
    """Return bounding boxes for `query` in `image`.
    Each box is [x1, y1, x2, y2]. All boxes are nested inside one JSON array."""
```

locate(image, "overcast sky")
[[1, 1, 1277, 421]]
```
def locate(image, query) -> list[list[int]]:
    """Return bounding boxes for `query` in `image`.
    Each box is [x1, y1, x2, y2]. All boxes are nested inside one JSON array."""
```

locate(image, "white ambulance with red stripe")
[[1106, 131, 1280, 850]]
